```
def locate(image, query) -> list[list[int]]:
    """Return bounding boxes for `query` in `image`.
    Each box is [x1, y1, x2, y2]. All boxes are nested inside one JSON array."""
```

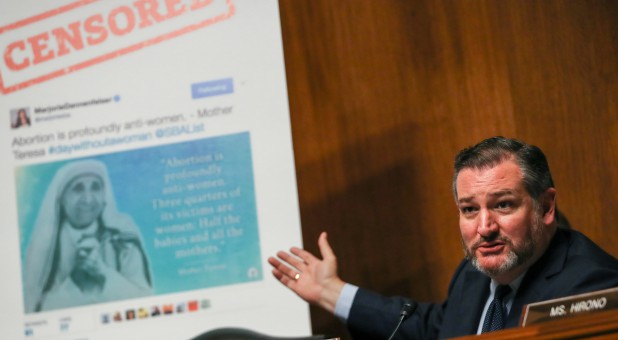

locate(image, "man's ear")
[[541, 188, 556, 225]]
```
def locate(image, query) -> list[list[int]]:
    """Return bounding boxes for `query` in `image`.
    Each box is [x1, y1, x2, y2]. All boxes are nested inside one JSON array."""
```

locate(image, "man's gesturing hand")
[[268, 232, 345, 313]]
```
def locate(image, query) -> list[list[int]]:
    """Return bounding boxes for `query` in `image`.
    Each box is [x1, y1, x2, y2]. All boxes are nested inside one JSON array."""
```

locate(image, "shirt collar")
[[490, 272, 526, 296]]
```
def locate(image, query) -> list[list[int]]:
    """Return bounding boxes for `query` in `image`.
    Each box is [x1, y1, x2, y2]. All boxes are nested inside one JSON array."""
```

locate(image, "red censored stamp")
[[0, 0, 235, 94]]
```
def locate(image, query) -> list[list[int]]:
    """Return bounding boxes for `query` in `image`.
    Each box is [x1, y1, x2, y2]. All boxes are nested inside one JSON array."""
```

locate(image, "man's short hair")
[[452, 136, 555, 202]]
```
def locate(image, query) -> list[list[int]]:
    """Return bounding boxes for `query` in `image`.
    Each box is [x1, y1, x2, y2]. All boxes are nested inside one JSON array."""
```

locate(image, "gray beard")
[[464, 216, 542, 277]]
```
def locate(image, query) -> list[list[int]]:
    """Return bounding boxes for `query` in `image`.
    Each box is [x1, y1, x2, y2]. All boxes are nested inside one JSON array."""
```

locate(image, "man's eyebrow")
[[457, 196, 474, 204], [489, 189, 517, 197], [457, 189, 517, 204]]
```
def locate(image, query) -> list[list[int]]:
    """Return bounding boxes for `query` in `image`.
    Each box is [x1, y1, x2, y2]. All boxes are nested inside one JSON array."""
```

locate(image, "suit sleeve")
[[346, 260, 470, 340]]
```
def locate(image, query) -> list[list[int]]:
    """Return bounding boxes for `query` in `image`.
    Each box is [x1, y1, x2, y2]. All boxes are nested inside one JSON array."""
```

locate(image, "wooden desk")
[[452, 310, 618, 339]]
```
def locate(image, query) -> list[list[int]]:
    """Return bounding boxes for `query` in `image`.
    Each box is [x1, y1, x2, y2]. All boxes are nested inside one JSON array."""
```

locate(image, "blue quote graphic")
[[16, 132, 262, 313]]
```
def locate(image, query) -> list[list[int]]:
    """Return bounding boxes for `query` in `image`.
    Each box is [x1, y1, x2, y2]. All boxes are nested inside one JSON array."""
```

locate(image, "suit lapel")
[[506, 230, 569, 327], [454, 269, 491, 335]]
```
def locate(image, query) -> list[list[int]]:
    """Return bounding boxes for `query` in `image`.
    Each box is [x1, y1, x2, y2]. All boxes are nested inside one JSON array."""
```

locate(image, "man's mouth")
[[476, 241, 505, 255]]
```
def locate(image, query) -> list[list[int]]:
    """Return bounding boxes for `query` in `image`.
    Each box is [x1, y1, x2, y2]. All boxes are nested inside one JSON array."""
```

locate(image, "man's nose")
[[80, 191, 95, 204], [477, 209, 499, 237]]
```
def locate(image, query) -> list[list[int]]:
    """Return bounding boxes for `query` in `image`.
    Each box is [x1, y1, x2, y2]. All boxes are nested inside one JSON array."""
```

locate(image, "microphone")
[[387, 302, 417, 340]]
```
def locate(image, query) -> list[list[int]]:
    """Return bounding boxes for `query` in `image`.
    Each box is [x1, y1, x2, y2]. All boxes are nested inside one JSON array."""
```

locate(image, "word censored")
[[4, 0, 221, 71]]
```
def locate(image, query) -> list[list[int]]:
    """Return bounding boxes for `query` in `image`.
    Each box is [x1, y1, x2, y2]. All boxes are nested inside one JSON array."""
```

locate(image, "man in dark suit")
[[268, 136, 618, 339]]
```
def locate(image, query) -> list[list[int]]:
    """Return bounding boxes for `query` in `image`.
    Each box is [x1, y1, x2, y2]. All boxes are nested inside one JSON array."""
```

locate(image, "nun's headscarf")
[[23, 160, 142, 313]]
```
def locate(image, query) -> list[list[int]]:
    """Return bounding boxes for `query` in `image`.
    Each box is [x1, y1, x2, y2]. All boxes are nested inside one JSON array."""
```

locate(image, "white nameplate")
[[521, 287, 618, 326]]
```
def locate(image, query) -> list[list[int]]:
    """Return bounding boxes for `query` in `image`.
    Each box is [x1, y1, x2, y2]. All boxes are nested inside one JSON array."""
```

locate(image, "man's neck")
[[64, 220, 99, 244]]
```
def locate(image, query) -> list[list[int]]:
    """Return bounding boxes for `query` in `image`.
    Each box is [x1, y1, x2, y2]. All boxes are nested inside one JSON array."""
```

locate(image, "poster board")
[[0, 1, 311, 339]]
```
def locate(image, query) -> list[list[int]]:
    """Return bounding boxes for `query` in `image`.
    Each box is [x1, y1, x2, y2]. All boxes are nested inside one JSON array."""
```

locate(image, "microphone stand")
[[387, 302, 417, 340]]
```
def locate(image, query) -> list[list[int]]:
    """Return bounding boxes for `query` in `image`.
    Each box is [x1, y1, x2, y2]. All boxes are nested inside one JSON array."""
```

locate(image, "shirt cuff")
[[334, 283, 359, 322]]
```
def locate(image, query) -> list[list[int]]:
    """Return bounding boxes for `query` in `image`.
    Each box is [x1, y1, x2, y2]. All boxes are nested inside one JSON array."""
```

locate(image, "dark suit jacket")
[[346, 229, 618, 339]]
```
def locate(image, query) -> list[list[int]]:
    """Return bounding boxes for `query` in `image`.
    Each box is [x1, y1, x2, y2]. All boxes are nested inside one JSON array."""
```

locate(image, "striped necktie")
[[481, 285, 512, 333]]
